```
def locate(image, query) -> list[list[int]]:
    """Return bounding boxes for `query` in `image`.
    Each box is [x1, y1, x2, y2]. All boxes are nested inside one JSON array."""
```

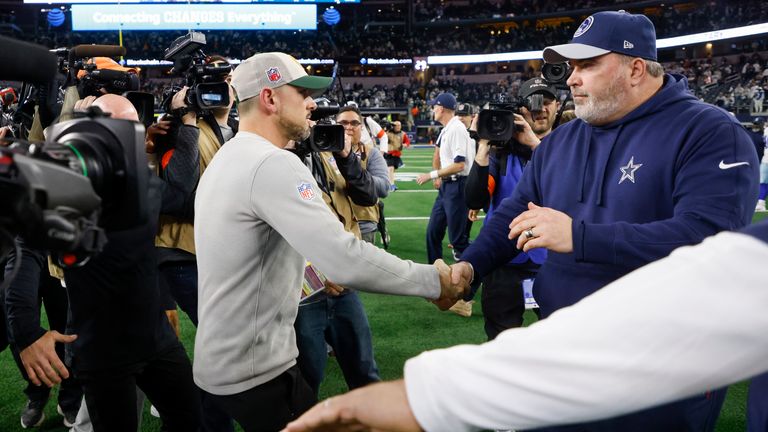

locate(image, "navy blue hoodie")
[[463, 74, 759, 317]]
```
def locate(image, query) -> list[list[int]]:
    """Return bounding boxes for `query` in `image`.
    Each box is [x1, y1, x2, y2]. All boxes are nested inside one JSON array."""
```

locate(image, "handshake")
[[431, 259, 474, 310]]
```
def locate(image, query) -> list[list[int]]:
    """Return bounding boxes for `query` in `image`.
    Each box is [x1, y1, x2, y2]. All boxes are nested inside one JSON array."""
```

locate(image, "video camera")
[[292, 98, 345, 158], [475, 94, 544, 158], [0, 36, 149, 267], [160, 32, 232, 116]]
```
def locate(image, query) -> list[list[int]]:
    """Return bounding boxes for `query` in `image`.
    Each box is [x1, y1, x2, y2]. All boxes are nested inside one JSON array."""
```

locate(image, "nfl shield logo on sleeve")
[[266, 67, 282, 83], [297, 182, 315, 201]]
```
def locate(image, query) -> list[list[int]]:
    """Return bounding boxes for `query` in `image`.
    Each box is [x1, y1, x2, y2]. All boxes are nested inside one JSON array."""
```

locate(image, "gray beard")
[[574, 75, 626, 125]]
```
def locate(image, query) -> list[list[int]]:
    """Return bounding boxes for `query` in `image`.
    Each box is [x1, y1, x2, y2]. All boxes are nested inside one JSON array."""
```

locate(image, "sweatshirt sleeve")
[[460, 149, 541, 280], [334, 152, 378, 207], [364, 146, 391, 198], [405, 231, 768, 432], [157, 124, 200, 219], [251, 151, 440, 299], [4, 242, 49, 350], [575, 121, 759, 268]]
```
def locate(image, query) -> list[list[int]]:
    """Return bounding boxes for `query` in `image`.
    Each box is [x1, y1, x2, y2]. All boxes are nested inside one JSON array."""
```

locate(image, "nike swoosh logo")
[[719, 160, 750, 170]]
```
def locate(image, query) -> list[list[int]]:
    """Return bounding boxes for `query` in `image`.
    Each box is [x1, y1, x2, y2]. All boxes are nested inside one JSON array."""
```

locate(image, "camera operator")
[[193, 52, 464, 431], [464, 77, 560, 339], [4, 94, 202, 432], [294, 104, 390, 398], [383, 120, 410, 191], [152, 55, 237, 432]]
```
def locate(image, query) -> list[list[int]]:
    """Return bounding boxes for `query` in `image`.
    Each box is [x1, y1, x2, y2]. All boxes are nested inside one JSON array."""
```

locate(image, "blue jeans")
[[426, 177, 469, 263], [159, 262, 199, 325], [294, 292, 380, 396]]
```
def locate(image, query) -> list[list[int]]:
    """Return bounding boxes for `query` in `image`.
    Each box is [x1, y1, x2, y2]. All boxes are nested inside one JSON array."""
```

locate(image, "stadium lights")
[[427, 21, 768, 65], [124, 58, 334, 67]]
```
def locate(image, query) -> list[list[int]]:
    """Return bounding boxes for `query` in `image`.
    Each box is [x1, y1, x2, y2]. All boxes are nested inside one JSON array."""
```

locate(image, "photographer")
[[152, 55, 237, 432], [295, 104, 389, 398], [383, 120, 410, 191], [464, 77, 559, 338], [4, 94, 202, 432]]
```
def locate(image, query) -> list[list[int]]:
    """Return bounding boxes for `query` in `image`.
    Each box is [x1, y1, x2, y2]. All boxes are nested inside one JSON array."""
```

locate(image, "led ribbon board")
[[427, 22, 768, 65], [71, 3, 317, 31]]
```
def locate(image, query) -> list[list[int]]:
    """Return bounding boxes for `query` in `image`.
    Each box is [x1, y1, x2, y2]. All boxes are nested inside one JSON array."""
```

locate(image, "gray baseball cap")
[[231, 52, 333, 102]]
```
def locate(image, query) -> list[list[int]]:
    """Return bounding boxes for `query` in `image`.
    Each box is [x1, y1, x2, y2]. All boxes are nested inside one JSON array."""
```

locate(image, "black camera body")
[[0, 107, 148, 261], [293, 98, 345, 158], [78, 68, 140, 98], [161, 32, 231, 115], [476, 96, 546, 143]]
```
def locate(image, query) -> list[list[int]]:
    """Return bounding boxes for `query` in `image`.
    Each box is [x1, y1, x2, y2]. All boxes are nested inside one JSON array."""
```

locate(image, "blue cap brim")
[[543, 43, 610, 63]]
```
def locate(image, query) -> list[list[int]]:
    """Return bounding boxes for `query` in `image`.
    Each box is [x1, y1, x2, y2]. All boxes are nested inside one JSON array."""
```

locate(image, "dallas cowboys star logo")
[[619, 156, 643, 184]]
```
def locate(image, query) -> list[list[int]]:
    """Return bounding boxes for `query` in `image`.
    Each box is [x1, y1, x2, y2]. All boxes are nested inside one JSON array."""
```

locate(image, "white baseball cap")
[[231, 52, 333, 102]]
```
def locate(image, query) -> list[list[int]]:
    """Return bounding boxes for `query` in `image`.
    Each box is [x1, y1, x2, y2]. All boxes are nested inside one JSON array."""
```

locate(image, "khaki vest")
[[387, 131, 404, 152], [350, 143, 380, 224], [154, 121, 222, 254], [319, 152, 361, 239]]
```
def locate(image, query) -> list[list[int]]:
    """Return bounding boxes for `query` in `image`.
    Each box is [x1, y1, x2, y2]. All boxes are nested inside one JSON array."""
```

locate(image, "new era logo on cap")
[[542, 11, 657, 63]]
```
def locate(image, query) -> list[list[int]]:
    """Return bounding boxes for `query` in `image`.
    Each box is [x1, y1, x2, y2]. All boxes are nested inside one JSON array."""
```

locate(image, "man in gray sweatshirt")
[[193, 52, 464, 431]]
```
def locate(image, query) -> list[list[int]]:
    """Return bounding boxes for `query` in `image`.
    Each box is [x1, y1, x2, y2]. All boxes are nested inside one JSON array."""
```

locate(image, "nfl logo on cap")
[[266, 67, 282, 83]]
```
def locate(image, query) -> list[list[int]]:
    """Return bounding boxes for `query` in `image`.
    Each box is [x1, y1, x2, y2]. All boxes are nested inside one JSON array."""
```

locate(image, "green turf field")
[[0, 147, 754, 431]]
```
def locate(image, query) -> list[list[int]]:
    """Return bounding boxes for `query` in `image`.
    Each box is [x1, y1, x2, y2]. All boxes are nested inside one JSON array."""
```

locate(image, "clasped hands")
[[432, 259, 473, 310]]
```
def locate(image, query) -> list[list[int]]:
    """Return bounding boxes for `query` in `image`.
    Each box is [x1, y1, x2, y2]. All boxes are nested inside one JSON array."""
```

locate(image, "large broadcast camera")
[[292, 98, 345, 158], [160, 32, 232, 115], [0, 36, 149, 268], [476, 63, 572, 155]]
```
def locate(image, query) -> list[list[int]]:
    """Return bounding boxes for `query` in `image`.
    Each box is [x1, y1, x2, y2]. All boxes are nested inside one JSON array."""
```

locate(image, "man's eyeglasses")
[[338, 120, 362, 128]]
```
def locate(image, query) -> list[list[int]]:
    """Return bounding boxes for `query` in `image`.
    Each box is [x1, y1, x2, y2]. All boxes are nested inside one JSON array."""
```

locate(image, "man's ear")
[[260, 88, 278, 114], [629, 58, 646, 86]]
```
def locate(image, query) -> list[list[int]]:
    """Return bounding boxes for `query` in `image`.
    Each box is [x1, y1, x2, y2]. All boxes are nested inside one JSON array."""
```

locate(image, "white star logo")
[[619, 156, 643, 184]]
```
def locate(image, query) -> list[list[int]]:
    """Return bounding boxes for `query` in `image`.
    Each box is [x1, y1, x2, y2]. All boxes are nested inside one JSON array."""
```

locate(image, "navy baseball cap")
[[543, 10, 657, 63], [428, 93, 457, 110]]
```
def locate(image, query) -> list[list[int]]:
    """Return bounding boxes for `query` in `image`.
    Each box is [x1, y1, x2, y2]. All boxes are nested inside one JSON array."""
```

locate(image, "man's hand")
[[450, 261, 474, 292], [475, 138, 491, 166], [432, 178, 442, 189], [323, 280, 345, 297], [416, 172, 432, 185], [19, 330, 77, 387], [508, 202, 573, 253], [336, 133, 352, 158], [513, 112, 542, 150], [145, 120, 173, 154], [468, 209, 481, 222], [281, 380, 421, 432], [171, 87, 197, 125], [73, 95, 98, 113], [432, 259, 467, 310]]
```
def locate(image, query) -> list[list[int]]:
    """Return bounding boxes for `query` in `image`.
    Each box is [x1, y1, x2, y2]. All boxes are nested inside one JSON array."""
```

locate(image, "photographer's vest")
[[387, 131, 404, 153], [350, 143, 380, 224], [318, 152, 362, 239], [154, 121, 222, 254]]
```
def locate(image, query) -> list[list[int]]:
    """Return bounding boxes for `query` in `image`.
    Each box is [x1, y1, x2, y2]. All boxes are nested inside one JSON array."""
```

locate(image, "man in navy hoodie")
[[451, 10, 758, 432]]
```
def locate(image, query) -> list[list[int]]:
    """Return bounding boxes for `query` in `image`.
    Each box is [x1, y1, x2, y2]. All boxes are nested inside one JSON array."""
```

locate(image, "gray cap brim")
[[543, 43, 611, 63]]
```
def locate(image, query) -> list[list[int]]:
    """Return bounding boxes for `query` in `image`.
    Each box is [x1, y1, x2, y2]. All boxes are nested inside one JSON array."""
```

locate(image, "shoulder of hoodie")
[[216, 131, 307, 176], [655, 74, 745, 137]]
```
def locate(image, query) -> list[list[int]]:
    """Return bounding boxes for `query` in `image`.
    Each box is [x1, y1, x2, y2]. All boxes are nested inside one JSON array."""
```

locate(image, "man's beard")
[[278, 111, 311, 142], [574, 72, 627, 125]]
